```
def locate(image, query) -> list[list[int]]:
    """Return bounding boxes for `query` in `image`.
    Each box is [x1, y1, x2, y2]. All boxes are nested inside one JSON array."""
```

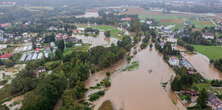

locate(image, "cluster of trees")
[[211, 59, 222, 72], [140, 36, 150, 49], [84, 27, 100, 36], [20, 51, 92, 110], [89, 45, 126, 68], [171, 67, 204, 91], [89, 36, 132, 69], [156, 42, 179, 56], [177, 39, 194, 52], [181, 31, 215, 46], [104, 31, 111, 38], [211, 80, 222, 87]]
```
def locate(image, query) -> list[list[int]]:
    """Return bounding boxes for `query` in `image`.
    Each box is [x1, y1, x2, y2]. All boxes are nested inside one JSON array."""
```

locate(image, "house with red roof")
[[0, 53, 13, 59], [121, 17, 132, 21]]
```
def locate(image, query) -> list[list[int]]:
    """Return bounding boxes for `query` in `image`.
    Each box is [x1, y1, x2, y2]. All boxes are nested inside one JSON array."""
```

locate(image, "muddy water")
[[176, 46, 222, 80], [86, 47, 186, 110], [182, 53, 222, 80]]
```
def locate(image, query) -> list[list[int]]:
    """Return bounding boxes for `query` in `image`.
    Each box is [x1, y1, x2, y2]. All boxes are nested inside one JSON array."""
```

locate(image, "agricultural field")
[[193, 45, 222, 60], [123, 7, 216, 29], [190, 17, 215, 29]]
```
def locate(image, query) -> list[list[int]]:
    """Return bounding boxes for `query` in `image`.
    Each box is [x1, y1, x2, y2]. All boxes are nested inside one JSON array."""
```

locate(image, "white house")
[[203, 33, 214, 39]]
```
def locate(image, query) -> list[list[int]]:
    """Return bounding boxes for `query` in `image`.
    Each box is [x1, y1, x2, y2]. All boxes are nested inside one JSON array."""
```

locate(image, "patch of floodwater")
[[86, 47, 186, 110], [176, 46, 222, 80], [74, 32, 118, 48], [182, 53, 222, 80]]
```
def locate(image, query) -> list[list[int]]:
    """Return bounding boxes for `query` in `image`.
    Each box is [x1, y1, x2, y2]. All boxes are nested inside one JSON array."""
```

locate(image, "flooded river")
[[86, 47, 186, 110], [182, 53, 222, 80], [177, 46, 222, 80]]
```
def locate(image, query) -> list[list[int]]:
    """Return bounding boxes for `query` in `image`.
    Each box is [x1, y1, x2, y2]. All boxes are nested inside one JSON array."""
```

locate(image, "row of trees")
[[177, 39, 194, 52], [211, 59, 222, 72]]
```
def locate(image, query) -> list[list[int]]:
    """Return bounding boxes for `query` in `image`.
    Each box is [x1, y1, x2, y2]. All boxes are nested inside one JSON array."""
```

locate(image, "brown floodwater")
[[182, 53, 222, 80], [176, 46, 222, 80], [86, 47, 186, 110]]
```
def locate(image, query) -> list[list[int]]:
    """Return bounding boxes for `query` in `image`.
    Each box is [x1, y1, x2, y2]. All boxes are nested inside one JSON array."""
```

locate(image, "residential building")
[[208, 94, 222, 110], [180, 58, 193, 70], [168, 56, 180, 66], [203, 33, 214, 39]]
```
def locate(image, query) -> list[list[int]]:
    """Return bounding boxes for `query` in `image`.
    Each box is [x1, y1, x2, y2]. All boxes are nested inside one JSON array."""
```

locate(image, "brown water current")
[[86, 47, 186, 110], [177, 46, 222, 80]]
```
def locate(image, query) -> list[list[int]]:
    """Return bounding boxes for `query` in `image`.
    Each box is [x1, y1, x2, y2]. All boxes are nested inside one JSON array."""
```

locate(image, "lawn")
[[193, 45, 222, 60], [122, 61, 139, 71], [63, 44, 90, 56], [192, 83, 211, 91]]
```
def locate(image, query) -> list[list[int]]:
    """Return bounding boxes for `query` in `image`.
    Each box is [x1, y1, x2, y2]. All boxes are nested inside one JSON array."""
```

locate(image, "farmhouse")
[[73, 28, 85, 34]]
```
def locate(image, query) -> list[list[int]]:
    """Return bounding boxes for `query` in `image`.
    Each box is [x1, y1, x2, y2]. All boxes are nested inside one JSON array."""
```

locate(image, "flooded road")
[[86, 47, 186, 110], [176, 46, 222, 80]]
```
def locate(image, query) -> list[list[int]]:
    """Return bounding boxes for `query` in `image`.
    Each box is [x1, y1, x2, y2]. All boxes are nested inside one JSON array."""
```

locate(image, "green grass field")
[[193, 45, 222, 60], [63, 44, 90, 56]]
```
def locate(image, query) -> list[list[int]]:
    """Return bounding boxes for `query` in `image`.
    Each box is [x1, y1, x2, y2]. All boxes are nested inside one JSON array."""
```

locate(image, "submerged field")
[[193, 45, 222, 60]]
